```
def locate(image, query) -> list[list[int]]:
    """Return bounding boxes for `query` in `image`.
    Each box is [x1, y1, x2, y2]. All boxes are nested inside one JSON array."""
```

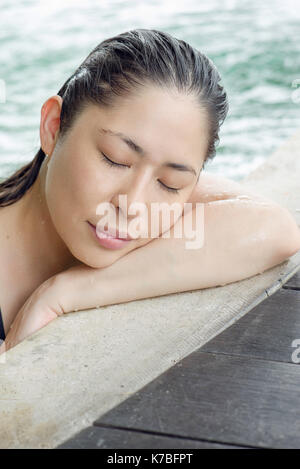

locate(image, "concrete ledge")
[[0, 130, 300, 449]]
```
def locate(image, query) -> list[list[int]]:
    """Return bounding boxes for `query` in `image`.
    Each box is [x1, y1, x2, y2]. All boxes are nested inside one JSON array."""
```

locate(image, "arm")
[[56, 198, 300, 314], [2, 190, 299, 354], [188, 170, 281, 204], [0, 277, 62, 355]]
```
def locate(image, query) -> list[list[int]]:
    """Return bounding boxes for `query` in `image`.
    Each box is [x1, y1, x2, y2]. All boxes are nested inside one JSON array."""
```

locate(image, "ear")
[[40, 95, 63, 156]]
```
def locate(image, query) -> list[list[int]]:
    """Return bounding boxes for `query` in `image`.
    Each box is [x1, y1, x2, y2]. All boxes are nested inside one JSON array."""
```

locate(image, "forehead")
[[79, 86, 209, 168]]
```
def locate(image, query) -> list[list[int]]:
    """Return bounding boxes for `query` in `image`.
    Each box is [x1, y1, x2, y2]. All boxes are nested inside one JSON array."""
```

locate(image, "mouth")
[[87, 222, 133, 240]]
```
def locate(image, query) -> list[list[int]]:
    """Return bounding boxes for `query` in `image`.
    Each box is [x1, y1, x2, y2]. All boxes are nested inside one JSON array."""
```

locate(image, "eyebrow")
[[98, 127, 197, 177]]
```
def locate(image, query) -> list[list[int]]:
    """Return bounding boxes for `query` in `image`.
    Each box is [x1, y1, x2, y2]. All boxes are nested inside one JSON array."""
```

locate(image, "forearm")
[[58, 200, 300, 313]]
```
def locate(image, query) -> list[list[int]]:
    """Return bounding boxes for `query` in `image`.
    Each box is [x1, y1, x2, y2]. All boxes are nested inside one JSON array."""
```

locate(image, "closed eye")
[[100, 152, 129, 168], [156, 180, 180, 194], [100, 152, 181, 194]]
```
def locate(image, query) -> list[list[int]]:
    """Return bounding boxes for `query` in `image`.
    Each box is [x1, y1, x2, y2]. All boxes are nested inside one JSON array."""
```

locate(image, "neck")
[[4, 158, 78, 284]]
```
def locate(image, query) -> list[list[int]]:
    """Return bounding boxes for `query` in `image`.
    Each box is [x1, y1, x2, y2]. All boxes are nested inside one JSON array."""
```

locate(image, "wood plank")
[[94, 352, 300, 449], [282, 270, 300, 290], [201, 288, 300, 363], [56, 425, 245, 449]]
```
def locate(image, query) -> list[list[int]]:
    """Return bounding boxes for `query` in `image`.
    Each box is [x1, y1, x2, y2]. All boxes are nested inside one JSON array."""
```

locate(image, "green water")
[[0, 0, 299, 181]]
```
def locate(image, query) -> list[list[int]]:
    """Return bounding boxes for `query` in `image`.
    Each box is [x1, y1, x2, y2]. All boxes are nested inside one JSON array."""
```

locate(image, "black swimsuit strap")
[[0, 308, 6, 341]]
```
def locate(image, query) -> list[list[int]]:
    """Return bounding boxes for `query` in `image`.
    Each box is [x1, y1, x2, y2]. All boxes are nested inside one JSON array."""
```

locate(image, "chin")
[[84, 258, 118, 269], [67, 244, 122, 270], [69, 250, 116, 269]]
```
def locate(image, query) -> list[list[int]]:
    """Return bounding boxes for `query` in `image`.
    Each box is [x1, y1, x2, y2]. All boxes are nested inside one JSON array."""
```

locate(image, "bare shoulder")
[[187, 170, 276, 205]]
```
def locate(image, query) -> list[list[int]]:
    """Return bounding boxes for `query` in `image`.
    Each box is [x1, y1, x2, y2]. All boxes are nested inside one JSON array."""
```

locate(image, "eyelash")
[[100, 152, 180, 194]]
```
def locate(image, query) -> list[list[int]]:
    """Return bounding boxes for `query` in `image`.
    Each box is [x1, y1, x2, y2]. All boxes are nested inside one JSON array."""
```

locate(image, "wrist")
[[51, 264, 104, 313], [34, 274, 67, 317]]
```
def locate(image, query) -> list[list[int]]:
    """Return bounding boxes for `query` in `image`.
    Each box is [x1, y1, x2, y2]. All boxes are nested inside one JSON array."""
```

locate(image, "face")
[[42, 85, 209, 268]]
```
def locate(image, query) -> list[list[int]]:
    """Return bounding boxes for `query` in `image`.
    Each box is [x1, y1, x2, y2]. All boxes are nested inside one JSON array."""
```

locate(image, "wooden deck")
[[57, 270, 300, 449]]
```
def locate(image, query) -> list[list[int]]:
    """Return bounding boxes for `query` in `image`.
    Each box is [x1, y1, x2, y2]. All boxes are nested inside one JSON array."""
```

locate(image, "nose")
[[110, 172, 151, 236], [112, 170, 151, 217]]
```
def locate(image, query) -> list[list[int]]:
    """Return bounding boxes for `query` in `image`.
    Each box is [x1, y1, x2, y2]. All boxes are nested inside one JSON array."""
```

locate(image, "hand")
[[0, 276, 64, 355]]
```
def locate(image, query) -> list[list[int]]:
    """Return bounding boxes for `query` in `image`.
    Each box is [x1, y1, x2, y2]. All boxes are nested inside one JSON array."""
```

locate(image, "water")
[[0, 0, 299, 181]]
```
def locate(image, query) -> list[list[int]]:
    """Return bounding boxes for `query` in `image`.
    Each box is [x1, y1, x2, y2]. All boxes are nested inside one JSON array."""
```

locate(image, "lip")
[[87, 222, 133, 250], [99, 225, 133, 240]]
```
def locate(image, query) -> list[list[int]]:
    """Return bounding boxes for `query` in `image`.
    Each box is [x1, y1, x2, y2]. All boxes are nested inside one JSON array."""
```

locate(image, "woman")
[[0, 29, 299, 354]]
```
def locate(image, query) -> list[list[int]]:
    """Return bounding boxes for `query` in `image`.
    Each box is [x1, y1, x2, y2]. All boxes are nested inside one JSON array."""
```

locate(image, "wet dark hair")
[[0, 28, 229, 207]]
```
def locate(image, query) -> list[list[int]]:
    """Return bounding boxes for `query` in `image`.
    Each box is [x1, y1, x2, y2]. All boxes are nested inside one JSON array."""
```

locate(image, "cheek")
[[46, 149, 108, 219], [45, 150, 97, 248], [45, 152, 82, 219], [44, 148, 119, 244]]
